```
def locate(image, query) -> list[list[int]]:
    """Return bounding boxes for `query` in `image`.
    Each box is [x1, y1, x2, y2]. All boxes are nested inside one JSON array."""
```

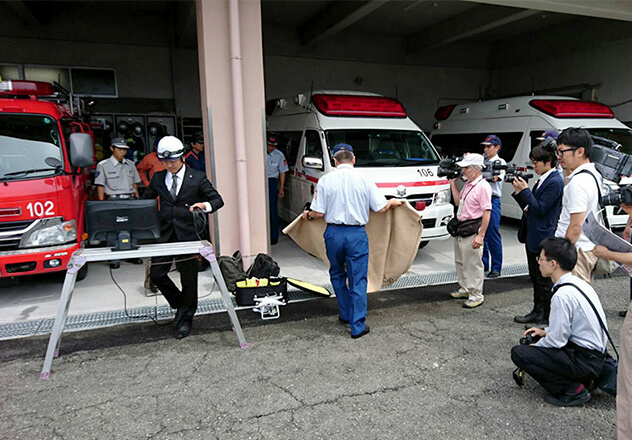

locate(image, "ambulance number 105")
[[26, 201, 55, 217]]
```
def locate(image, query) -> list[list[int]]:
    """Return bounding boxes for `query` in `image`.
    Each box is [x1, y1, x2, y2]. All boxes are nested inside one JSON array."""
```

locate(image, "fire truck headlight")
[[433, 190, 451, 206], [23, 220, 77, 248]]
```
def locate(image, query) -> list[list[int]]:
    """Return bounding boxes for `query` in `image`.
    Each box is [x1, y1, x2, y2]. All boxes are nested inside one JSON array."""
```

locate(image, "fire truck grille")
[[0, 220, 33, 233], [0, 220, 33, 251]]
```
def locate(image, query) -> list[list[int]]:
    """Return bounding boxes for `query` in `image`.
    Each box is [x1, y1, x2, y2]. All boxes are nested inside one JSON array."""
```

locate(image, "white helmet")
[[157, 136, 185, 160]]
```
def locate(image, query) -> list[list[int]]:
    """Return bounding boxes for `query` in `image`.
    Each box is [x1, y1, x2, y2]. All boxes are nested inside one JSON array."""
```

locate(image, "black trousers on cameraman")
[[526, 249, 554, 319], [149, 233, 198, 324], [511, 342, 604, 396]]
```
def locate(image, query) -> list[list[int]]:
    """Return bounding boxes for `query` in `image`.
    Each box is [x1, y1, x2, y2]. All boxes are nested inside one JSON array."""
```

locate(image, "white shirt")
[[310, 164, 387, 225], [164, 165, 213, 213], [536, 272, 608, 353], [535, 168, 556, 188], [554, 163, 602, 251], [485, 154, 506, 197]]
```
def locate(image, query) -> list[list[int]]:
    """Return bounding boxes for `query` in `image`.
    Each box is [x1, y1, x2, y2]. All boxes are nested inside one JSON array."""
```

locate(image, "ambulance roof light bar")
[[529, 99, 614, 118], [0, 80, 56, 97], [312, 94, 407, 118]]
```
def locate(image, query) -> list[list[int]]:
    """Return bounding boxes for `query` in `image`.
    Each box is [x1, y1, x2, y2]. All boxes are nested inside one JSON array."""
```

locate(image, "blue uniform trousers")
[[483, 196, 503, 273], [268, 178, 279, 243], [324, 224, 369, 336]]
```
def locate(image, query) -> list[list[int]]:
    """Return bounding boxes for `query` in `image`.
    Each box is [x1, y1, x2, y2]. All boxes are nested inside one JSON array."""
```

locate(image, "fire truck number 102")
[[26, 201, 55, 217]]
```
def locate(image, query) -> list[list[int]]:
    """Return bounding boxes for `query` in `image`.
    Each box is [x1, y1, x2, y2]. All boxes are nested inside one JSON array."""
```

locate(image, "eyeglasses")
[[555, 147, 578, 157], [535, 256, 552, 263]]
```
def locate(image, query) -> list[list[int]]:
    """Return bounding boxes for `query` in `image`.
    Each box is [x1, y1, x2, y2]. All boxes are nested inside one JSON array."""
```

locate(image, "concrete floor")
[[0, 220, 526, 330], [0, 273, 626, 439]]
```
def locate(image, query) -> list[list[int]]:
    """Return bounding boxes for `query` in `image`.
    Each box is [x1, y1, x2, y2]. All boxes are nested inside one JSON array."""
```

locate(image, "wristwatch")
[[306, 211, 314, 221]]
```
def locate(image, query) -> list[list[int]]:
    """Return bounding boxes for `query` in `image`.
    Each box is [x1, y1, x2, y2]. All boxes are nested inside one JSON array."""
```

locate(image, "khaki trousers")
[[454, 235, 484, 302], [618, 302, 632, 440], [572, 248, 598, 284]]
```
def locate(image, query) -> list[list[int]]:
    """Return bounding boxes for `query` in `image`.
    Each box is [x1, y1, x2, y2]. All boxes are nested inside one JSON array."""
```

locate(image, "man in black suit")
[[143, 136, 224, 339]]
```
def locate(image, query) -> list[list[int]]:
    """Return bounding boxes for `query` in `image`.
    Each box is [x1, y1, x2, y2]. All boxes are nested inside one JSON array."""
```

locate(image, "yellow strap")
[[287, 278, 330, 296]]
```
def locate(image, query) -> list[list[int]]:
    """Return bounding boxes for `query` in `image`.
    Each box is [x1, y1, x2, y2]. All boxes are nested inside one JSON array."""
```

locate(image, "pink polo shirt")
[[457, 176, 492, 221]]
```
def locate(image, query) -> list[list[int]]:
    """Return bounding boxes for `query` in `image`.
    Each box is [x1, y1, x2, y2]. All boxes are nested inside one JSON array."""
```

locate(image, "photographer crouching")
[[511, 237, 608, 407], [447, 154, 492, 309]]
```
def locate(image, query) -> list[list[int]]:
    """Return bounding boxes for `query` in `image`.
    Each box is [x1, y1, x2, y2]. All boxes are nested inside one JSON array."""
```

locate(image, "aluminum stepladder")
[[40, 240, 248, 378]]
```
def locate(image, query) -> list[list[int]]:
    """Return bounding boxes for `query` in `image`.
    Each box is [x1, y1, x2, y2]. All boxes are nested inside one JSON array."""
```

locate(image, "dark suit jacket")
[[512, 170, 564, 254], [142, 166, 224, 242]]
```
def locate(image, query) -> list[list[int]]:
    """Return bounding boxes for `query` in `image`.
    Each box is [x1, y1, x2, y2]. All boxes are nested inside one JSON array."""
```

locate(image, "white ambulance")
[[430, 96, 632, 227], [266, 91, 454, 245]]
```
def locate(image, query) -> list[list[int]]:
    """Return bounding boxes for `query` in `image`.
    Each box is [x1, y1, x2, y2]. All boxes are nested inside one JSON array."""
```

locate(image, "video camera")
[[437, 156, 463, 180], [589, 135, 632, 206], [485, 161, 534, 184]]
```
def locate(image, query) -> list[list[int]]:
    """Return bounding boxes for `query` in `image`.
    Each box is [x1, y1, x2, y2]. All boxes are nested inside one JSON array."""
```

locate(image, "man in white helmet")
[[143, 136, 224, 339]]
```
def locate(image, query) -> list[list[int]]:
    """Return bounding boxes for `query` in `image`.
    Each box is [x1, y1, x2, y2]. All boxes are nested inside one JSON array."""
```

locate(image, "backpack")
[[247, 253, 280, 278], [217, 250, 247, 292]]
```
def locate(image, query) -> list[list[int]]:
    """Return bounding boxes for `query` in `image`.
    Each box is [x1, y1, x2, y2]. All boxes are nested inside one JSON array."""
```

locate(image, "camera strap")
[[553, 282, 618, 359], [575, 169, 610, 230]]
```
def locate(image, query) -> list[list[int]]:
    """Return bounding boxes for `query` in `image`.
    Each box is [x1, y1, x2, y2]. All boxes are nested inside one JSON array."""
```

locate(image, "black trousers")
[[526, 249, 554, 318], [149, 233, 198, 322], [511, 342, 604, 396]]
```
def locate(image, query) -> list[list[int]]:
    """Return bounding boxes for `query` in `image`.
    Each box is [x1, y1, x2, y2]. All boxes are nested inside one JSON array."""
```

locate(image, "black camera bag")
[[447, 217, 482, 238], [247, 253, 281, 278]]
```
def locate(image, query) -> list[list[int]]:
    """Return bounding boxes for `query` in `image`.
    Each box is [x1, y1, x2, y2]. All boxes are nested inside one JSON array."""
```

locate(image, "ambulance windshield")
[[325, 130, 439, 167], [0, 114, 63, 180]]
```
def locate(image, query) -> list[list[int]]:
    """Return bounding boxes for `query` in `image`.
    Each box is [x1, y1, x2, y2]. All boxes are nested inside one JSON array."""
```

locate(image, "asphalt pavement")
[[0, 274, 626, 440]]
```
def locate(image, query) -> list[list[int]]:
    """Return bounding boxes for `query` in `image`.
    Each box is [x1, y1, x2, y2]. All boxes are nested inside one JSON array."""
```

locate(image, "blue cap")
[[481, 134, 501, 147], [332, 143, 354, 155], [537, 130, 559, 141]]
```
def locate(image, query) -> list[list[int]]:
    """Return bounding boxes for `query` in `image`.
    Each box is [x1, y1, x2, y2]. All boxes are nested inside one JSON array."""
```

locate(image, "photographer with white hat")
[[448, 153, 492, 309]]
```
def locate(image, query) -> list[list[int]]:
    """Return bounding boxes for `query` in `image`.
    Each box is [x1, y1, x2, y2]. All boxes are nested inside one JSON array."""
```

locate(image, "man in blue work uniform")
[[481, 134, 505, 278], [302, 143, 404, 339], [185, 132, 206, 173], [267, 135, 288, 245]]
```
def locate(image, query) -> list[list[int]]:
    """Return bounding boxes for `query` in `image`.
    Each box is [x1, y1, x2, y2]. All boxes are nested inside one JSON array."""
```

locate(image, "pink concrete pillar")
[[195, 0, 268, 261]]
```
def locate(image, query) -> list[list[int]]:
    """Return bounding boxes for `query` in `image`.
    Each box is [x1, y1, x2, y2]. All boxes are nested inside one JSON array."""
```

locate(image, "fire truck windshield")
[[0, 114, 64, 180]]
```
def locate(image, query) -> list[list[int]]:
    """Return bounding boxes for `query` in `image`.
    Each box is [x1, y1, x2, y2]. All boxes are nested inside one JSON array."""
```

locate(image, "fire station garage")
[[1, 0, 632, 260]]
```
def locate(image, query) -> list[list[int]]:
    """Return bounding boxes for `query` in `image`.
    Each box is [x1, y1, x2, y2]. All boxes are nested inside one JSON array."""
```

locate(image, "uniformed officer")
[[185, 132, 206, 173], [95, 137, 142, 201], [95, 137, 143, 268], [267, 135, 288, 245], [302, 143, 404, 339]]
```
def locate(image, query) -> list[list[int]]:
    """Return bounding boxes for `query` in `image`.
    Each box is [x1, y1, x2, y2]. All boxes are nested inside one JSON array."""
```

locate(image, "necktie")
[[170, 174, 178, 199], [532, 179, 540, 192]]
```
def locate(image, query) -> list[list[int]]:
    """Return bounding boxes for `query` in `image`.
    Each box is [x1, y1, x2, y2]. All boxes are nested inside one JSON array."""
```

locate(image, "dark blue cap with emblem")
[[332, 143, 354, 155]]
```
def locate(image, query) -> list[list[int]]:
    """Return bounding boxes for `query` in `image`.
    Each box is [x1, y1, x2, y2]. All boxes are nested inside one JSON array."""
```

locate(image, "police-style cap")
[[537, 130, 559, 141], [332, 143, 354, 155], [456, 153, 484, 168], [267, 135, 278, 146], [481, 134, 502, 147], [157, 136, 185, 160], [111, 137, 129, 149], [191, 132, 204, 144]]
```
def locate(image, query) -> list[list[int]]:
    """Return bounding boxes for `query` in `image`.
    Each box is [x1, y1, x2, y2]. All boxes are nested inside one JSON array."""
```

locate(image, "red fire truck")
[[0, 80, 94, 280]]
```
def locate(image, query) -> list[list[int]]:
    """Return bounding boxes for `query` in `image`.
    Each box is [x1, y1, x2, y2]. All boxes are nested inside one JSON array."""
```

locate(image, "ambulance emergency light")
[[529, 99, 614, 118], [85, 200, 161, 251], [312, 94, 407, 118]]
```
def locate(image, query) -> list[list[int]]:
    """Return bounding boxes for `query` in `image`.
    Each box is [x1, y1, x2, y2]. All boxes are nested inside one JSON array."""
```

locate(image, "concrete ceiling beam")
[[461, 0, 632, 23], [299, 0, 390, 45], [5, 0, 40, 26], [407, 4, 539, 53]]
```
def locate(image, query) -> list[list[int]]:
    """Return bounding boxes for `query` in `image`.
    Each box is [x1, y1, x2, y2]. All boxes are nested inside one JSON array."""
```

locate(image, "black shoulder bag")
[[554, 282, 618, 396], [447, 181, 483, 238]]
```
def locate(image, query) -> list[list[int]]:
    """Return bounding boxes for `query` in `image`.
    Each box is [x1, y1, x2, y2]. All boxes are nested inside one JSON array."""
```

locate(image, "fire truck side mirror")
[[69, 133, 95, 168]]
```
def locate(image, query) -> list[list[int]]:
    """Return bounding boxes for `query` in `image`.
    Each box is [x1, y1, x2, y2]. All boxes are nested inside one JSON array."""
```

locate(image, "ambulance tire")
[[76, 263, 89, 281], [418, 241, 429, 249]]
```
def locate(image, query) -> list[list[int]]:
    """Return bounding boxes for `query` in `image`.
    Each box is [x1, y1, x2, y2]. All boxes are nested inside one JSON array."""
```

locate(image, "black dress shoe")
[[486, 271, 501, 279], [173, 308, 186, 328], [351, 325, 370, 339], [514, 310, 543, 324], [175, 321, 192, 339], [339, 317, 349, 325], [109, 261, 120, 269]]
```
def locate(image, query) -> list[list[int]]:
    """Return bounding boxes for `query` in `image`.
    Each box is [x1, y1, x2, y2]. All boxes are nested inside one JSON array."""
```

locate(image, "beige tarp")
[[282, 203, 423, 293]]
